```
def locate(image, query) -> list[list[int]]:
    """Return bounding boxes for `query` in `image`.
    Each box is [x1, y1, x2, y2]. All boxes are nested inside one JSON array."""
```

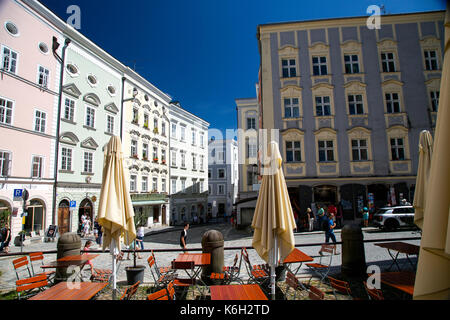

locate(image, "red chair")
[[364, 281, 384, 300], [28, 252, 55, 282], [119, 281, 141, 300], [16, 274, 48, 300], [308, 285, 325, 300], [12, 256, 32, 281], [305, 244, 334, 285], [328, 276, 353, 300]]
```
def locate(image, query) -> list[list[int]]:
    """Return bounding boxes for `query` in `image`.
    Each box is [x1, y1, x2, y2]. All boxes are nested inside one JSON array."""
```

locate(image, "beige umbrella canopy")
[[252, 141, 296, 299], [97, 135, 136, 251], [413, 130, 433, 230], [413, 5, 450, 300]]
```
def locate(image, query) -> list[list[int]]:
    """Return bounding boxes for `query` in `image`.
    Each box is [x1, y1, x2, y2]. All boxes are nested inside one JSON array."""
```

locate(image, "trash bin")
[[201, 230, 224, 285], [55, 232, 81, 283], [341, 224, 367, 276]]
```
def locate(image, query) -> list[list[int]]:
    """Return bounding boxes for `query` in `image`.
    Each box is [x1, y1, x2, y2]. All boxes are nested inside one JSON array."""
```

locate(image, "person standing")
[[307, 208, 314, 232], [179, 223, 189, 251], [94, 218, 103, 245], [316, 204, 325, 232], [362, 207, 369, 227], [0, 225, 11, 253], [136, 225, 145, 250]]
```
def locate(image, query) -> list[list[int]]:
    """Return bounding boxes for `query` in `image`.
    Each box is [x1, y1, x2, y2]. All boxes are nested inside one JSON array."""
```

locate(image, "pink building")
[[0, 0, 63, 240]]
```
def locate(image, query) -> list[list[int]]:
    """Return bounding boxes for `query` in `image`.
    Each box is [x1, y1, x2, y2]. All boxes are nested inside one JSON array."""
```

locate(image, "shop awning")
[[132, 200, 167, 206]]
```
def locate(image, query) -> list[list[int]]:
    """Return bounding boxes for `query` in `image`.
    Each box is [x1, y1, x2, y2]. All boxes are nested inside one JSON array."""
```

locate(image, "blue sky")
[[39, 0, 446, 135]]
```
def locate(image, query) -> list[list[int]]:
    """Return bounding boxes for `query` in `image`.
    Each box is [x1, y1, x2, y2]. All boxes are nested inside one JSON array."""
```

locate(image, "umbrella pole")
[[111, 239, 117, 300], [270, 232, 278, 300]]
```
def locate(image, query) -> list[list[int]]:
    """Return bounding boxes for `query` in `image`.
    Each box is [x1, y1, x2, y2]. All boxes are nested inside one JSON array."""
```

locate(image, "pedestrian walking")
[[127, 239, 143, 260], [307, 208, 314, 232], [136, 225, 145, 250], [180, 223, 189, 251], [83, 218, 91, 236], [321, 212, 339, 255], [83, 240, 97, 276]]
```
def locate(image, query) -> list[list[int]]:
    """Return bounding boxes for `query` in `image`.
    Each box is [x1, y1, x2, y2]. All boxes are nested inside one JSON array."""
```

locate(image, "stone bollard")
[[341, 224, 367, 277], [201, 230, 224, 285], [55, 232, 81, 283]]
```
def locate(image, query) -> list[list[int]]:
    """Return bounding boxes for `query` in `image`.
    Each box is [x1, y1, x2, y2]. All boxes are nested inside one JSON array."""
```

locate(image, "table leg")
[[386, 249, 402, 272]]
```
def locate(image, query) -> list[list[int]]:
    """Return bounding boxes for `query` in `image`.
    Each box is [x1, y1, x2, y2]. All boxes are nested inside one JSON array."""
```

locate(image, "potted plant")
[[153, 157, 158, 163], [132, 154, 139, 159], [143, 121, 149, 129], [14, 230, 26, 246], [161, 159, 166, 165], [125, 221, 146, 285], [153, 128, 159, 134]]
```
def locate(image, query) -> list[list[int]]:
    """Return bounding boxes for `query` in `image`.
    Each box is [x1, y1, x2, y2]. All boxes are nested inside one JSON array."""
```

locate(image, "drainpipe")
[[120, 77, 126, 140], [51, 37, 71, 226]]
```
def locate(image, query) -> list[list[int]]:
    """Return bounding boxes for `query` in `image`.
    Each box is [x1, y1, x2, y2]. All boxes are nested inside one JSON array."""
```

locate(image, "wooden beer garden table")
[[41, 254, 99, 281], [379, 271, 415, 297], [210, 284, 268, 300], [175, 252, 211, 266], [29, 281, 107, 300], [374, 242, 419, 271]]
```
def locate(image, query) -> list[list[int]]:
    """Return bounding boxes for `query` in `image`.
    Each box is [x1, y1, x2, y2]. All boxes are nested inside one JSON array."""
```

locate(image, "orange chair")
[[305, 244, 335, 285], [328, 276, 352, 300], [119, 281, 141, 300], [308, 285, 325, 300], [148, 255, 176, 290], [28, 252, 55, 282], [16, 274, 48, 300], [147, 281, 175, 300], [241, 248, 269, 286], [285, 271, 307, 300], [12, 256, 32, 281], [364, 281, 384, 300]]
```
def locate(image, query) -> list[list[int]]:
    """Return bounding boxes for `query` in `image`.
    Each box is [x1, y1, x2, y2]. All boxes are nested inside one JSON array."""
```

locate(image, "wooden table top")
[[41, 254, 99, 269], [29, 281, 107, 300], [380, 271, 416, 296], [175, 253, 211, 266], [283, 248, 314, 264], [375, 242, 420, 255], [210, 284, 268, 300]]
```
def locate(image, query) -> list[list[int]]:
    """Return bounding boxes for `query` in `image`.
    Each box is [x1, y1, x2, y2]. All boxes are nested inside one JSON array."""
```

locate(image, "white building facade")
[[168, 102, 209, 225], [207, 139, 238, 220], [122, 70, 172, 227]]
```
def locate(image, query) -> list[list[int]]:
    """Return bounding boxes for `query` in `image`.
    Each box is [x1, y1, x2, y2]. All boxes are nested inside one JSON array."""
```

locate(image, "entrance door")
[[58, 200, 71, 235], [153, 206, 159, 223], [78, 199, 93, 233]]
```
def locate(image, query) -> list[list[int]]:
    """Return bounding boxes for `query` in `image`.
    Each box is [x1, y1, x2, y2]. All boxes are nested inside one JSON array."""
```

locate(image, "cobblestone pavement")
[[0, 223, 421, 294]]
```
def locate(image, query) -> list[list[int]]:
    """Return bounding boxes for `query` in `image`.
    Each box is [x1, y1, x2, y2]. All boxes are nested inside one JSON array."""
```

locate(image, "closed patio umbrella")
[[413, 130, 433, 230], [97, 135, 136, 299], [413, 4, 450, 300], [252, 141, 296, 300]]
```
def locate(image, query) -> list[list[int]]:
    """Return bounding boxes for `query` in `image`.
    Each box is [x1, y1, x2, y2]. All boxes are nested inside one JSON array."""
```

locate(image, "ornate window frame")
[[386, 125, 411, 174], [281, 128, 305, 178], [311, 83, 335, 130], [420, 36, 442, 74], [381, 79, 407, 128], [347, 127, 374, 175], [280, 85, 303, 129], [344, 81, 368, 127], [340, 40, 364, 83], [278, 45, 300, 87], [308, 42, 331, 83], [314, 128, 339, 177], [425, 78, 440, 127], [377, 39, 401, 81]]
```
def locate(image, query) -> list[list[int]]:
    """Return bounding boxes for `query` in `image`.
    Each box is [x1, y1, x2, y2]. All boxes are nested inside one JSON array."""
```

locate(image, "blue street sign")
[[70, 200, 76, 208], [14, 189, 23, 197]]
